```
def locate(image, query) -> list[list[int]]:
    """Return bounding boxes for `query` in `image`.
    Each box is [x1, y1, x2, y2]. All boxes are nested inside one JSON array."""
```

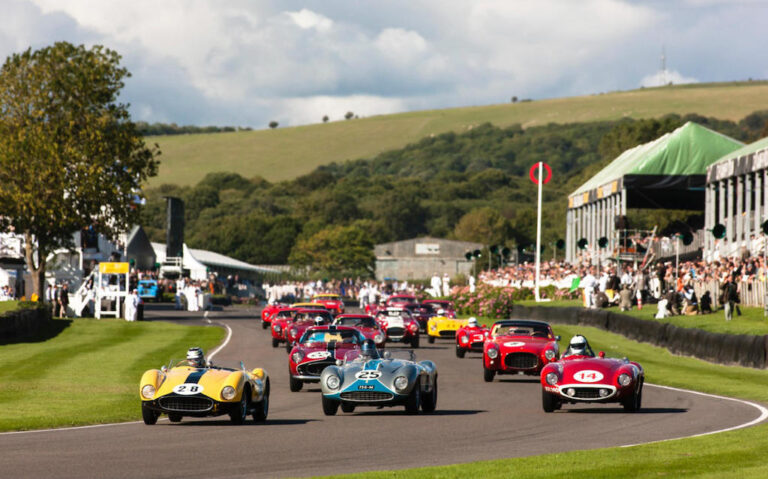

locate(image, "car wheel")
[[411, 335, 420, 349], [229, 390, 249, 425], [168, 414, 182, 423], [405, 379, 421, 414], [289, 375, 303, 392], [542, 390, 559, 413], [340, 402, 356, 413], [322, 396, 339, 416], [271, 338, 279, 348], [252, 383, 269, 422], [285, 342, 292, 354], [141, 405, 159, 425], [623, 381, 643, 412], [455, 346, 466, 358], [262, 321, 268, 330], [427, 335, 435, 344], [483, 368, 495, 382], [421, 376, 437, 413]]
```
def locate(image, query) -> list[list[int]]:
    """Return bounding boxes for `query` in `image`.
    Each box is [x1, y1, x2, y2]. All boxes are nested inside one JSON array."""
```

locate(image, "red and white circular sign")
[[529, 162, 552, 185]]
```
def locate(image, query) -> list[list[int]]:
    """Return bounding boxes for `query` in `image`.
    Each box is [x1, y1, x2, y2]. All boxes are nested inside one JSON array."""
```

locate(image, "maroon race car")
[[386, 294, 419, 308], [284, 309, 335, 352], [261, 303, 291, 329], [483, 320, 560, 382], [541, 335, 644, 412], [333, 314, 386, 348], [422, 300, 456, 318], [455, 320, 490, 358], [376, 307, 420, 348], [288, 325, 365, 392]]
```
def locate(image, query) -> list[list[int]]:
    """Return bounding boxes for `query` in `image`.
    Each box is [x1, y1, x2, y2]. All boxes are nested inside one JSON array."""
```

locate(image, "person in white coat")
[[125, 290, 139, 322], [442, 274, 450, 297], [469, 275, 476, 293]]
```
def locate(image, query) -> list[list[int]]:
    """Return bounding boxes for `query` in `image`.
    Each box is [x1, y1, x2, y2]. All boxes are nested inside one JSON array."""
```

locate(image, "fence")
[[690, 279, 768, 308]]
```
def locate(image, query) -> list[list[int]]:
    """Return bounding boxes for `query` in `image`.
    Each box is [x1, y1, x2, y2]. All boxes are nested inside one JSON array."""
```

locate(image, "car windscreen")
[[493, 324, 551, 338], [294, 311, 332, 322], [335, 317, 376, 328], [301, 330, 361, 345]]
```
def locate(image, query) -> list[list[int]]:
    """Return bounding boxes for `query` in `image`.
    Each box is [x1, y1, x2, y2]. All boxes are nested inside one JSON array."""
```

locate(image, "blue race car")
[[319, 340, 437, 415], [137, 280, 161, 302]]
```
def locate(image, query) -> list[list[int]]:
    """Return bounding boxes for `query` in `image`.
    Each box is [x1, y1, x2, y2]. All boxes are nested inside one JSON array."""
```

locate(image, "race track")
[[0, 306, 764, 479]]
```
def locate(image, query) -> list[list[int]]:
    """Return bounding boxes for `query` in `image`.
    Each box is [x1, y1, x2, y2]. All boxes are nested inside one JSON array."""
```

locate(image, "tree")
[[322, 115, 329, 123], [511, 96, 518, 103], [269, 121, 278, 129], [344, 111, 354, 120], [0, 42, 159, 297], [453, 207, 509, 245], [288, 225, 374, 278]]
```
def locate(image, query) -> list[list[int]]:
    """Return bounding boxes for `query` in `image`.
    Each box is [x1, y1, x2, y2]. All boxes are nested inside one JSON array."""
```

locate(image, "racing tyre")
[[286, 342, 293, 354], [272, 338, 279, 348], [141, 405, 159, 425], [230, 391, 249, 425], [421, 376, 437, 413], [340, 402, 356, 413], [252, 384, 269, 422], [427, 335, 435, 344], [411, 335, 420, 349], [483, 367, 495, 382], [168, 414, 182, 423], [404, 379, 421, 414], [289, 375, 303, 392], [455, 346, 466, 358], [542, 390, 559, 413], [622, 381, 643, 412], [262, 321, 269, 330], [322, 396, 339, 416]]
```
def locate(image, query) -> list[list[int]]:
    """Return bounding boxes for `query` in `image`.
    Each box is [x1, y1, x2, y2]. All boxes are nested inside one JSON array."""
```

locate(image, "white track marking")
[[620, 383, 768, 447], [206, 321, 232, 361], [0, 418, 167, 436]]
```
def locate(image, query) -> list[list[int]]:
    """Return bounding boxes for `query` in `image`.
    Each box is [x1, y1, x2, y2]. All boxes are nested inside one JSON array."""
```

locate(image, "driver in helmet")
[[437, 308, 446, 317], [314, 315, 325, 326], [186, 347, 206, 367], [562, 335, 595, 358], [358, 339, 380, 361], [467, 317, 478, 328]]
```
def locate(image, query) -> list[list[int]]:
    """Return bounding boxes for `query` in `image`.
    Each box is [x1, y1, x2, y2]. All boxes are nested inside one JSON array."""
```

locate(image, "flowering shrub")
[[451, 284, 580, 319]]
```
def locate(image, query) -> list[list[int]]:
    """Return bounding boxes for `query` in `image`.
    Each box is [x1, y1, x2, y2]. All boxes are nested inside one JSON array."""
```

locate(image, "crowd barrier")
[[0, 305, 53, 343], [510, 304, 767, 369]]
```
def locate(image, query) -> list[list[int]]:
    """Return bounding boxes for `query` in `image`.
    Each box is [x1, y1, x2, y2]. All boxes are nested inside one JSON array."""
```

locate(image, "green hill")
[[147, 81, 768, 187]]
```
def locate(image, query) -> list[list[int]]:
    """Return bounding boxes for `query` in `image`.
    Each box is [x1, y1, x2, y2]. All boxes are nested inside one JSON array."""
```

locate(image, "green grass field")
[[0, 318, 224, 431], [148, 81, 768, 187], [324, 322, 768, 479], [0, 300, 19, 314]]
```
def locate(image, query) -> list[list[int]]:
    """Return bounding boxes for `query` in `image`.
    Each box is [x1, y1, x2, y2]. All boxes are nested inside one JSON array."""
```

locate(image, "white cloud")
[[287, 9, 333, 32], [279, 95, 407, 126], [640, 70, 699, 87]]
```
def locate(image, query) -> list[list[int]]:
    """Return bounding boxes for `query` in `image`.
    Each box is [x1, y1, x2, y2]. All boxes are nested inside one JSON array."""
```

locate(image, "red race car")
[[261, 303, 291, 329], [284, 309, 334, 352], [386, 294, 419, 308], [311, 293, 345, 315], [541, 335, 644, 412], [333, 314, 386, 348], [483, 320, 560, 382], [455, 318, 490, 358], [270, 307, 300, 348], [288, 325, 365, 392], [376, 307, 420, 348], [422, 300, 456, 318]]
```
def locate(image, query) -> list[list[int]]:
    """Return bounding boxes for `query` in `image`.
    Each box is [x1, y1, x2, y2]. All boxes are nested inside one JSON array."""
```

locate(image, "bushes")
[[451, 284, 580, 319]]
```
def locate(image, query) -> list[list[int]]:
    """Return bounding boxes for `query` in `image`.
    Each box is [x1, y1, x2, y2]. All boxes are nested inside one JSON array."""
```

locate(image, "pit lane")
[[0, 305, 764, 479]]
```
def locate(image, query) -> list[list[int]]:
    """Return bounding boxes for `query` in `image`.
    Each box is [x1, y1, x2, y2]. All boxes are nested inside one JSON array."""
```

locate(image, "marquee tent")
[[565, 122, 743, 263]]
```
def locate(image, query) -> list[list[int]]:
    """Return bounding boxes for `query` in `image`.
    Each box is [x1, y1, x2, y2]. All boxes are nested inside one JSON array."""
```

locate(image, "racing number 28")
[[177, 385, 200, 393]]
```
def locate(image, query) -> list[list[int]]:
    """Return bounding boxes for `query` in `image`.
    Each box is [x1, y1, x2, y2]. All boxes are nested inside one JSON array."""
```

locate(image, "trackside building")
[[374, 237, 483, 281]]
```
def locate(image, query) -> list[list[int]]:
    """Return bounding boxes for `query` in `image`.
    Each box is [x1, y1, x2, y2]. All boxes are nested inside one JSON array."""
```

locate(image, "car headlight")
[[221, 386, 236, 400], [374, 333, 384, 343], [487, 348, 499, 359], [545, 372, 558, 385], [326, 375, 340, 390], [430, 323, 437, 331], [409, 323, 418, 332], [394, 376, 409, 391], [459, 335, 468, 344], [274, 324, 281, 332], [289, 327, 297, 337], [292, 351, 305, 363], [545, 350, 556, 360], [618, 373, 632, 386], [141, 384, 155, 399]]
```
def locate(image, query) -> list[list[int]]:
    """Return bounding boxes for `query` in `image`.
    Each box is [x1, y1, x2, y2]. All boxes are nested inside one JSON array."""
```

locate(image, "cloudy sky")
[[3, 0, 766, 128]]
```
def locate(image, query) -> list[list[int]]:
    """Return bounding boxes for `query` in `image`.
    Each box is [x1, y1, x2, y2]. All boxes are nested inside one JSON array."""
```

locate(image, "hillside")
[[147, 81, 768, 187]]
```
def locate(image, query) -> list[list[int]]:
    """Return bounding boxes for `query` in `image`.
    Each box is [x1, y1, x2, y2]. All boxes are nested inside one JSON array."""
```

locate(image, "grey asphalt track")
[[0, 306, 763, 479]]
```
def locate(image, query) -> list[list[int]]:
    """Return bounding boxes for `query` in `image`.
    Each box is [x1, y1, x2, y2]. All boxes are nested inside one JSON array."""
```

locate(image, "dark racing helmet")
[[360, 339, 379, 360]]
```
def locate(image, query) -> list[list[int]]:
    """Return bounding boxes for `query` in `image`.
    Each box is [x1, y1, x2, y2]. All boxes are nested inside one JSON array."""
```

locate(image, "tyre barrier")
[[0, 305, 53, 343], [510, 305, 767, 369]]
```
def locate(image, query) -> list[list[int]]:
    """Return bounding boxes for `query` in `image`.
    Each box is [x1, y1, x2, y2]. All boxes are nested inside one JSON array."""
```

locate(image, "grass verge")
[[0, 318, 224, 431], [321, 322, 768, 478]]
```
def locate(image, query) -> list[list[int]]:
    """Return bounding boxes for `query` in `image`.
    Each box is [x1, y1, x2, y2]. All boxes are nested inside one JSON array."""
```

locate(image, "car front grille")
[[439, 330, 456, 337], [470, 341, 484, 349], [297, 361, 334, 376], [387, 327, 404, 338], [340, 391, 394, 402], [504, 352, 539, 369], [158, 395, 214, 412]]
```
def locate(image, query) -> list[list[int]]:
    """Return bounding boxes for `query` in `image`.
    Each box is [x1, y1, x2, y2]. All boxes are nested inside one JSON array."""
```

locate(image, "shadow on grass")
[[0, 318, 72, 345]]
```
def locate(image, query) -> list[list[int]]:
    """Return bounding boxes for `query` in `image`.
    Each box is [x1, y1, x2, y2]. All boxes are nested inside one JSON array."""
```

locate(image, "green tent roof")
[[570, 122, 743, 200], [712, 135, 768, 164]]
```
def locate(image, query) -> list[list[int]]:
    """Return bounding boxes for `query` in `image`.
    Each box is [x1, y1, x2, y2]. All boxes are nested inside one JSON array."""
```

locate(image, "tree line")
[[136, 122, 253, 136]]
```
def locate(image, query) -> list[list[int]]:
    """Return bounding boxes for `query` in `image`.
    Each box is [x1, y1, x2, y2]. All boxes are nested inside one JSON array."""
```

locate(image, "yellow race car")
[[139, 347, 270, 425], [427, 315, 468, 343]]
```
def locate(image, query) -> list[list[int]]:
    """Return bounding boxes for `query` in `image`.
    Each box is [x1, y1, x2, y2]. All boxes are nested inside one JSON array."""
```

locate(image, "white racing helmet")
[[437, 309, 445, 316], [467, 317, 478, 327], [314, 316, 325, 326], [186, 347, 206, 367], [568, 335, 588, 356]]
